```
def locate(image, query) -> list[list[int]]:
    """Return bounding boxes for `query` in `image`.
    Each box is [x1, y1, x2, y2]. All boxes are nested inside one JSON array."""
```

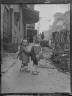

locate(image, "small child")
[[31, 41, 42, 75], [17, 39, 31, 72]]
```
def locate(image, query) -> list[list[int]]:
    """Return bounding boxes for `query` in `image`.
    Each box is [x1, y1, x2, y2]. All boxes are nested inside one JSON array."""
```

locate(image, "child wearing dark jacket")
[[31, 42, 42, 75], [17, 39, 31, 72]]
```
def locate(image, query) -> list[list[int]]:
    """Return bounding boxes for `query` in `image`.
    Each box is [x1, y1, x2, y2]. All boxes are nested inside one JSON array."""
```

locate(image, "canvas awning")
[[22, 7, 39, 24]]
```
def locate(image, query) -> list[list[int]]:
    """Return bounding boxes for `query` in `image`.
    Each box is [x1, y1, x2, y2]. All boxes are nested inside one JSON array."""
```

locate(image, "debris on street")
[[50, 29, 70, 74]]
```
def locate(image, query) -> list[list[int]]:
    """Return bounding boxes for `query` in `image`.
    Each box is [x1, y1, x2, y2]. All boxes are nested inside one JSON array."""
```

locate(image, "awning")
[[22, 7, 39, 24]]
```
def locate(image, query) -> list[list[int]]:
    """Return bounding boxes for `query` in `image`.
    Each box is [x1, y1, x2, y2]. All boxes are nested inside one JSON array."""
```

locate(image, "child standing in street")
[[31, 41, 42, 75], [17, 39, 31, 72]]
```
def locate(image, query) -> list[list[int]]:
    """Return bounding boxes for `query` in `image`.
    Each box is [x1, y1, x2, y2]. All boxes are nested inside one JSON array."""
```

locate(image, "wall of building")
[[11, 5, 24, 44], [13, 4, 19, 12], [1, 4, 26, 52], [19, 6, 24, 44], [2, 4, 12, 43], [1, 4, 24, 45], [1, 4, 4, 39], [1, 4, 38, 46]]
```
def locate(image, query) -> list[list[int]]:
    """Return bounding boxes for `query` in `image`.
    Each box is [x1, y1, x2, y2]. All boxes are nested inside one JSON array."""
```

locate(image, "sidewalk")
[[1, 43, 70, 93], [1, 43, 53, 73], [1, 43, 33, 73], [2, 58, 70, 93], [1, 51, 18, 73]]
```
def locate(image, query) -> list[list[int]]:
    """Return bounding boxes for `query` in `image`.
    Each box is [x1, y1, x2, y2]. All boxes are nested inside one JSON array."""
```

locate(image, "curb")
[[1, 59, 17, 73], [1, 50, 19, 74]]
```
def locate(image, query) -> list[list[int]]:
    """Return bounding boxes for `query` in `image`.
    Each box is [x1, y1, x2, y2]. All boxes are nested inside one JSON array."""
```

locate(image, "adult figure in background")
[[27, 33, 29, 44], [29, 33, 33, 43], [41, 32, 44, 40]]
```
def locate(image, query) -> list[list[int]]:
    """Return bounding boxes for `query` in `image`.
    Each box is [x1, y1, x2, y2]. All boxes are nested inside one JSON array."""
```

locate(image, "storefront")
[[22, 6, 39, 39], [27, 28, 37, 43], [2, 4, 39, 52]]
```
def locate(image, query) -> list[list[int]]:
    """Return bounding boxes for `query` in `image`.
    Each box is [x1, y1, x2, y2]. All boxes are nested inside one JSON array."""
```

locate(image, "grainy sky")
[[35, 4, 70, 33]]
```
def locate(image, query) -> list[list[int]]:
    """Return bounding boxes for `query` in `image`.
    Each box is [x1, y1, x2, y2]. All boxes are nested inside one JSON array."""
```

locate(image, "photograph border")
[[0, 0, 72, 95]]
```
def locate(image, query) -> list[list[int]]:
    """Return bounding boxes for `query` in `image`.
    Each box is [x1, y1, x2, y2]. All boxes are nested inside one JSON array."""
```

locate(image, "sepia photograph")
[[1, 2, 70, 93]]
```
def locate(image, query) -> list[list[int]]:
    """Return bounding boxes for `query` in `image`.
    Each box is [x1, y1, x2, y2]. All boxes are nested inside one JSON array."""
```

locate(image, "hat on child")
[[22, 39, 28, 46]]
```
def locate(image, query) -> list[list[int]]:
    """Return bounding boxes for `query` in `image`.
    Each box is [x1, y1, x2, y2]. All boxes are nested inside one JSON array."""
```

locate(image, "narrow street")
[[1, 44, 70, 93], [1, 4, 70, 94]]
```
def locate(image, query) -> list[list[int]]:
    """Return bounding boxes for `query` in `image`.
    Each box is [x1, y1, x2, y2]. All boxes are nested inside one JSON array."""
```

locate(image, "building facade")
[[1, 4, 39, 52], [1, 4, 12, 51], [1, 4, 20, 52]]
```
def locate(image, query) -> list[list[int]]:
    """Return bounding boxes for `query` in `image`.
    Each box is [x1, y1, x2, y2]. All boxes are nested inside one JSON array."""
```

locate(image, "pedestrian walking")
[[41, 32, 44, 40], [17, 39, 31, 72], [31, 41, 42, 75]]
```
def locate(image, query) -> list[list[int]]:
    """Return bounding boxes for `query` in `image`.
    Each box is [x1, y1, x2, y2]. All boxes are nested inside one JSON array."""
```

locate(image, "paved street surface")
[[1, 43, 70, 93]]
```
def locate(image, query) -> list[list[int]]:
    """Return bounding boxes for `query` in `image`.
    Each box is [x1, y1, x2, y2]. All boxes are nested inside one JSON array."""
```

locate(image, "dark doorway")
[[27, 29, 37, 43]]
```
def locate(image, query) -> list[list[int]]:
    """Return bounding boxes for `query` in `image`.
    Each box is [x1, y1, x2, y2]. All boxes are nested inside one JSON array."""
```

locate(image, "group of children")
[[17, 39, 43, 75]]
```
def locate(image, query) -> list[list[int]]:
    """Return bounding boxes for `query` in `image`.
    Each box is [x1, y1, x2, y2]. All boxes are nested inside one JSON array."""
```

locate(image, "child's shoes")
[[20, 66, 30, 73], [32, 71, 39, 75]]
